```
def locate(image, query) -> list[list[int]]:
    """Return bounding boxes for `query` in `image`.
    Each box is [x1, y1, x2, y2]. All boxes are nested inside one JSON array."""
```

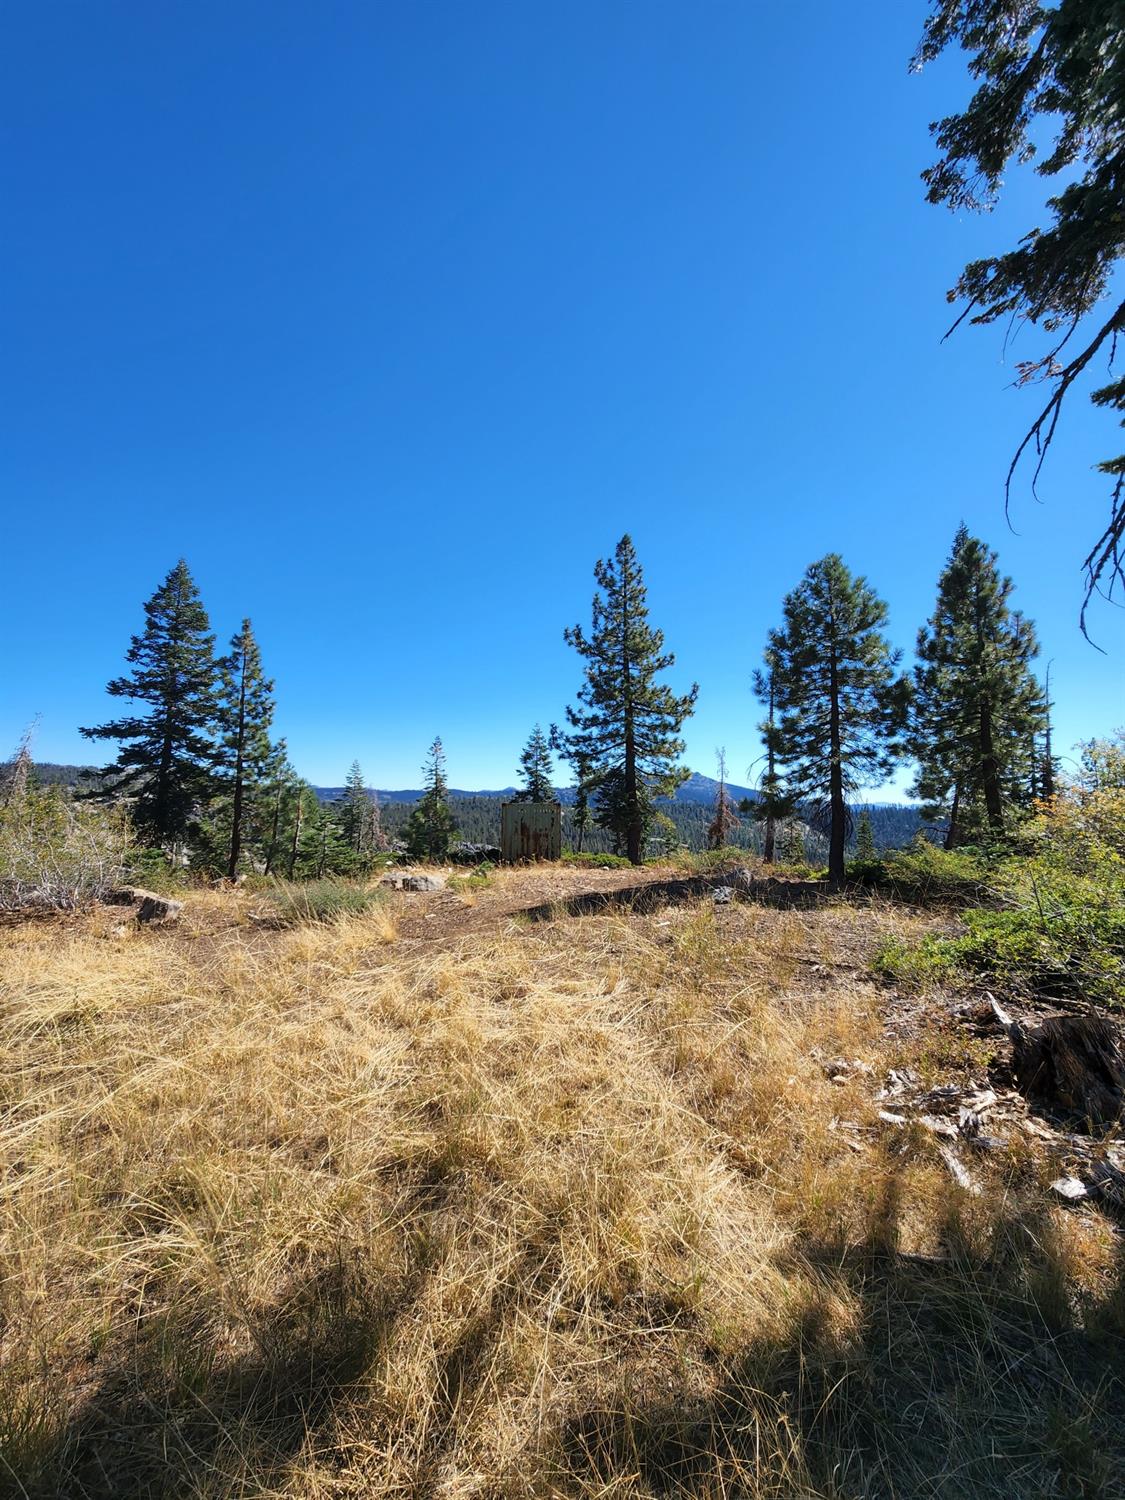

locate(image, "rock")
[[104, 885, 182, 924], [449, 843, 501, 865], [1051, 1175, 1091, 1203], [135, 892, 183, 925], [1010, 1011, 1124, 1126], [105, 886, 143, 906], [380, 874, 447, 893]]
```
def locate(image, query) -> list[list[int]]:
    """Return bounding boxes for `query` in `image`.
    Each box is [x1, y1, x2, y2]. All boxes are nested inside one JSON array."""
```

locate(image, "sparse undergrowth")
[[1, 886, 1122, 1498], [561, 850, 634, 869], [870, 776, 1125, 1009], [0, 787, 127, 913], [262, 876, 384, 926]]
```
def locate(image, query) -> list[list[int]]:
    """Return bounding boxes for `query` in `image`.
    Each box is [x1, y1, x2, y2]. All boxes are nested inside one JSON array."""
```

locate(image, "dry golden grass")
[[1, 886, 1123, 1498]]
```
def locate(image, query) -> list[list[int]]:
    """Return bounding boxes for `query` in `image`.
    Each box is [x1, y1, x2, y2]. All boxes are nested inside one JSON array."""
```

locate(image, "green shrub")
[[449, 861, 494, 894], [857, 838, 993, 906], [264, 878, 381, 927], [561, 851, 632, 869], [876, 869, 1125, 1007], [124, 846, 190, 892]]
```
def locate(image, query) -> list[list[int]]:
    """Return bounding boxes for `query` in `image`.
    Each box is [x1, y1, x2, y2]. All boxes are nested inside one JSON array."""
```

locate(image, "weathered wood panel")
[[500, 801, 562, 862]]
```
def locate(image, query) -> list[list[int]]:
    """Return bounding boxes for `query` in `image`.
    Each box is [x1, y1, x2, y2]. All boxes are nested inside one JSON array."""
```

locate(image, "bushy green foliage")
[[875, 757, 1125, 1007], [860, 838, 994, 906], [0, 788, 127, 912], [449, 861, 494, 894], [123, 846, 189, 892], [876, 876, 1125, 1007], [264, 878, 382, 927], [560, 850, 632, 869]]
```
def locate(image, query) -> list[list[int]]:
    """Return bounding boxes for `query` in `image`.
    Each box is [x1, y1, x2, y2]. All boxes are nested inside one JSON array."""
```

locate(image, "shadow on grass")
[[522, 874, 832, 923], [9, 1248, 390, 1500], [559, 1185, 1125, 1499], [9, 1179, 1125, 1498]]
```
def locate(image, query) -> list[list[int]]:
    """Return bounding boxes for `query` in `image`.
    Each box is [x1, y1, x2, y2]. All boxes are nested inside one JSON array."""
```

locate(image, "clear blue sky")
[[2, 1, 1120, 791]]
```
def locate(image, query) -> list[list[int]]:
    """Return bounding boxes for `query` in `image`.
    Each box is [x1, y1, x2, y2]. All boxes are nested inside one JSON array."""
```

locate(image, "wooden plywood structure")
[[500, 801, 562, 862]]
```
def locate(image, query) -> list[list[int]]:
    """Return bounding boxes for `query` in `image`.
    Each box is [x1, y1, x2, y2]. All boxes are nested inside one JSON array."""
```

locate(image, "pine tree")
[[911, 528, 1045, 849], [337, 760, 373, 855], [750, 659, 796, 864], [561, 535, 698, 865], [404, 737, 457, 862], [81, 560, 219, 847], [777, 818, 807, 867], [216, 619, 277, 878], [706, 748, 740, 850], [514, 725, 555, 802], [551, 728, 595, 852], [768, 555, 907, 890], [1040, 662, 1058, 805], [285, 782, 319, 878], [854, 809, 877, 863], [261, 757, 299, 877], [571, 770, 592, 853]]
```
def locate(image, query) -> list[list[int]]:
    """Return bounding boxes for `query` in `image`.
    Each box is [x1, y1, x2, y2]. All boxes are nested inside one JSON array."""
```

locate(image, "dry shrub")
[[0, 787, 126, 913], [1, 892, 1122, 1497]]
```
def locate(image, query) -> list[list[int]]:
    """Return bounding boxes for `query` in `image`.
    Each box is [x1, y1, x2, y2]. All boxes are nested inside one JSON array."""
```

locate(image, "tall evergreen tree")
[[337, 760, 373, 855], [81, 560, 219, 847], [911, 528, 1045, 848], [560, 535, 698, 865], [404, 737, 457, 861], [751, 658, 796, 864], [216, 618, 277, 878], [514, 725, 555, 802], [769, 555, 907, 890]]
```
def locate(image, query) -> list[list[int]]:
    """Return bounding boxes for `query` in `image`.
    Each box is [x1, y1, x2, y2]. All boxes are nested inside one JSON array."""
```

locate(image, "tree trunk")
[[622, 579, 641, 866], [980, 698, 1004, 836], [827, 645, 846, 891], [1042, 666, 1055, 802], [287, 793, 303, 879], [155, 714, 175, 846], [762, 673, 777, 863], [944, 781, 962, 852], [226, 657, 247, 880], [264, 783, 283, 876]]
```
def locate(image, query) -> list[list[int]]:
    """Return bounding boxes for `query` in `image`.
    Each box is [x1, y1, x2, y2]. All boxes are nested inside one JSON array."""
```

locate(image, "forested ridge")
[[10, 526, 1051, 879]]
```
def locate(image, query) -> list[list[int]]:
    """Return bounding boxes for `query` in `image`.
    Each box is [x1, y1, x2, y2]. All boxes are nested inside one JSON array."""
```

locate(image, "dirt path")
[[389, 864, 684, 941]]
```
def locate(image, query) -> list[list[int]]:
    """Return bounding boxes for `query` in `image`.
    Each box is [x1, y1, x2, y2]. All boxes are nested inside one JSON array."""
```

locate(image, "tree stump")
[[1010, 1011, 1124, 1126]]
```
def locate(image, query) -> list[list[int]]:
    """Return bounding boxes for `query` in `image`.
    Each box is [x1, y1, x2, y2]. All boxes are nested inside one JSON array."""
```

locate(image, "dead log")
[[1010, 1011, 1124, 1126]]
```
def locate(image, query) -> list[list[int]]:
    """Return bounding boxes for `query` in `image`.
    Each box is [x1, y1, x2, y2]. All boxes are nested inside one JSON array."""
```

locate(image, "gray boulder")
[[381, 874, 447, 893]]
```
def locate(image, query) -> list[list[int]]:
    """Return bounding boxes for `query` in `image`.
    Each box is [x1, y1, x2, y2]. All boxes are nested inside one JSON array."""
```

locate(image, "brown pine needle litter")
[[1, 879, 1123, 1499]]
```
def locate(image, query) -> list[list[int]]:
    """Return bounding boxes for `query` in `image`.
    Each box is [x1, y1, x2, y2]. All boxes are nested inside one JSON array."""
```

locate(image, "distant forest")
[[32, 765, 926, 855], [374, 794, 925, 856]]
